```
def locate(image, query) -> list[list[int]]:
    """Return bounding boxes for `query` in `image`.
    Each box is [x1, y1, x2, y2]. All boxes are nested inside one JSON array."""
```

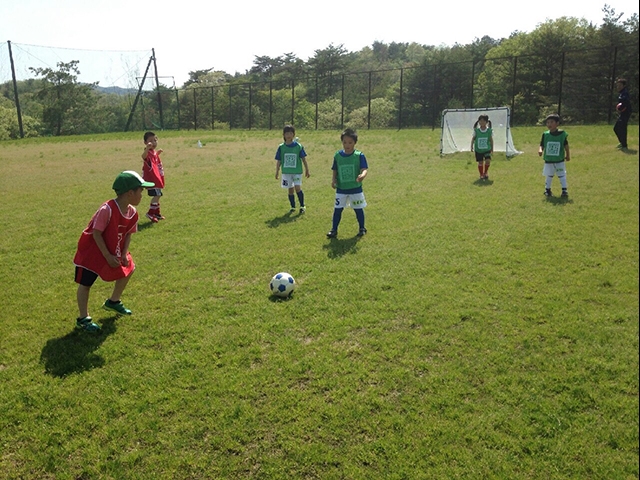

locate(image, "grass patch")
[[0, 126, 638, 478]]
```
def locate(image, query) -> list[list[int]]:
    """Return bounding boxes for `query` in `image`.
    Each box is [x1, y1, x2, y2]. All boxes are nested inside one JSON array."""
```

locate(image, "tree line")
[[0, 6, 637, 139]]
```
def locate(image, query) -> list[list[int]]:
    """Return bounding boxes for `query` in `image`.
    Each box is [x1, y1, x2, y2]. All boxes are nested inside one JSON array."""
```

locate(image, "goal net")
[[440, 107, 522, 157]]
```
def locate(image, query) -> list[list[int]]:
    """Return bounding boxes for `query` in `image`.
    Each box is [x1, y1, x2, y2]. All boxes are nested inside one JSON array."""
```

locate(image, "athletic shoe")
[[299, 206, 306, 214], [326, 230, 337, 238], [155, 214, 166, 220], [357, 228, 368, 237], [483, 175, 489, 180], [146, 213, 159, 223], [561, 189, 569, 197], [289, 208, 296, 214], [76, 316, 101, 333], [616, 143, 624, 149], [102, 299, 132, 316], [544, 189, 553, 197]]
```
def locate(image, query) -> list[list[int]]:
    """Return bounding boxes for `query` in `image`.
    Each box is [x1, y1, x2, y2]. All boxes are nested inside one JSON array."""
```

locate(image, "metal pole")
[[291, 79, 295, 125], [511, 56, 518, 124], [152, 48, 164, 129], [7, 41, 24, 138], [125, 54, 153, 132], [193, 88, 197, 130], [341, 75, 345, 129], [367, 71, 372, 130], [398, 68, 403, 130], [558, 52, 565, 117], [211, 86, 214, 130]]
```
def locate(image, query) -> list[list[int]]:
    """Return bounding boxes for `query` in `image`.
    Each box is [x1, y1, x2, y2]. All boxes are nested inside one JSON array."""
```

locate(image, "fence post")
[[341, 74, 345, 129], [269, 81, 273, 130], [608, 46, 619, 124], [211, 86, 214, 130], [7, 41, 24, 138], [367, 71, 372, 129], [558, 52, 565, 117], [193, 88, 197, 130], [291, 78, 295, 125], [398, 68, 403, 130], [249, 83, 253, 129], [175, 88, 180, 130], [152, 48, 164, 130], [511, 56, 518, 124]]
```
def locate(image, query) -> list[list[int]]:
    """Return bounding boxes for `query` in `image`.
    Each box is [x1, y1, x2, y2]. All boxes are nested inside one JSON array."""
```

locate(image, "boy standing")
[[538, 114, 571, 198], [142, 131, 165, 223], [327, 128, 369, 238], [73, 171, 154, 332], [275, 125, 310, 214]]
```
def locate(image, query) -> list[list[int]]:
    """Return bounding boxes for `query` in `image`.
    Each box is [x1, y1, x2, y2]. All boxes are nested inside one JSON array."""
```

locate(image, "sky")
[[1, 0, 638, 88]]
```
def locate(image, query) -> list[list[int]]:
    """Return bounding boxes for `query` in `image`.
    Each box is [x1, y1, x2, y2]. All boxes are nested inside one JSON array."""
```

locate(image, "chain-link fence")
[[119, 42, 640, 131]]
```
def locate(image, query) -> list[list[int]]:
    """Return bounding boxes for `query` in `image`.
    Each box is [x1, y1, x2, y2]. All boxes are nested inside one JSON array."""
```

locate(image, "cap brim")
[[142, 181, 155, 188]]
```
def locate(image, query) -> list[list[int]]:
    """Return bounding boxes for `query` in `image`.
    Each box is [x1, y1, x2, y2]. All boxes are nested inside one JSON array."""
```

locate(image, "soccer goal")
[[440, 107, 522, 157]]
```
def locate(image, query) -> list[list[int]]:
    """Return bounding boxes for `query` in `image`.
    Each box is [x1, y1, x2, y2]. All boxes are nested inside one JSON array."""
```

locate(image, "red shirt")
[[73, 199, 138, 281], [142, 149, 165, 188]]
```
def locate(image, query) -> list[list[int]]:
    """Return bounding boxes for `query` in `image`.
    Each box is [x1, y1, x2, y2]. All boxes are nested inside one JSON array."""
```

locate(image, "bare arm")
[[302, 158, 310, 178], [92, 229, 120, 267], [275, 160, 281, 179], [357, 168, 368, 182], [120, 233, 132, 267], [331, 170, 337, 189]]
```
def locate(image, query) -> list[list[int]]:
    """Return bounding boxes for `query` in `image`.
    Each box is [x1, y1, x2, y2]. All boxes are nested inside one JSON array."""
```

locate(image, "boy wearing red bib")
[[142, 131, 165, 222], [73, 171, 154, 332]]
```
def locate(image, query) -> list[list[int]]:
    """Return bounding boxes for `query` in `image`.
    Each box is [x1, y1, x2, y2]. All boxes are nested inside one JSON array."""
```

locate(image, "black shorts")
[[75, 267, 99, 287], [475, 152, 491, 162], [148, 188, 163, 197]]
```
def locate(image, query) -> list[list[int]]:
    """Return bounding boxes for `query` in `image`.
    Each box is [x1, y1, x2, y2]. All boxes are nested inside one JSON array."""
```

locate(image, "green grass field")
[[0, 126, 638, 479]]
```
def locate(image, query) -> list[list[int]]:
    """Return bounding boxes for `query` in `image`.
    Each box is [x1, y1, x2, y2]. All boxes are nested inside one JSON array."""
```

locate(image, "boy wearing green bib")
[[275, 125, 310, 213], [538, 114, 571, 197], [327, 128, 369, 238]]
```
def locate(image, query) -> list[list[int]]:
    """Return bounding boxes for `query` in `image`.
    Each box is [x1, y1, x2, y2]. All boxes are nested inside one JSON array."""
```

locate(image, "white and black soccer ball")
[[270, 272, 296, 297]]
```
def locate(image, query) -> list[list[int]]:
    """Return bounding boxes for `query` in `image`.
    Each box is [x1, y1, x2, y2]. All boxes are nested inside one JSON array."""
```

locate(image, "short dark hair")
[[283, 124, 295, 134], [616, 78, 627, 86], [144, 131, 156, 142], [340, 128, 358, 143], [545, 113, 560, 123]]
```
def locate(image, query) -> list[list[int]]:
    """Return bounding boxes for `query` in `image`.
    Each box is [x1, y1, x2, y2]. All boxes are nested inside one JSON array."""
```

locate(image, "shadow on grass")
[[40, 317, 117, 377], [137, 220, 157, 232], [323, 235, 361, 258], [265, 211, 301, 228], [544, 195, 573, 206], [473, 178, 494, 187], [620, 147, 637, 155], [268, 293, 296, 302]]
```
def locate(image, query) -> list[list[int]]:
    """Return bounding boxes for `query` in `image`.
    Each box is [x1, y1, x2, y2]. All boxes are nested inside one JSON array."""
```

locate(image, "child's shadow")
[[323, 236, 361, 258], [265, 212, 300, 228], [40, 317, 117, 377], [544, 196, 573, 206], [473, 178, 494, 187], [137, 221, 156, 232]]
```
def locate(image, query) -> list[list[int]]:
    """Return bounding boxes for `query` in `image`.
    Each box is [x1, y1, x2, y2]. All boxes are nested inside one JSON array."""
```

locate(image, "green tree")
[[29, 60, 97, 136]]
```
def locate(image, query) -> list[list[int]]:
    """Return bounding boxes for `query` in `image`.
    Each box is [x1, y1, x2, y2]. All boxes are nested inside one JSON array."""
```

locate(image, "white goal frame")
[[440, 107, 522, 157]]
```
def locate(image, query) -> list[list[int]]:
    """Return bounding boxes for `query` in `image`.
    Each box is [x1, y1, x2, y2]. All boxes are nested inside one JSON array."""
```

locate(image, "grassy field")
[[0, 125, 637, 479]]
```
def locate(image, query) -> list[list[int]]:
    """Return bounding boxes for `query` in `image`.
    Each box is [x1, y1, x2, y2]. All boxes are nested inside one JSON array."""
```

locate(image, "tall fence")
[[130, 43, 637, 132]]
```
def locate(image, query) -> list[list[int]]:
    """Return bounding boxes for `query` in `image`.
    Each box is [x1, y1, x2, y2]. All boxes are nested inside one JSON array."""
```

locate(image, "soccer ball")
[[270, 272, 296, 297]]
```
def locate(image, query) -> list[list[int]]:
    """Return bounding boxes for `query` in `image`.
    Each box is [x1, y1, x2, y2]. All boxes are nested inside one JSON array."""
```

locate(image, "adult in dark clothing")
[[613, 78, 632, 150]]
